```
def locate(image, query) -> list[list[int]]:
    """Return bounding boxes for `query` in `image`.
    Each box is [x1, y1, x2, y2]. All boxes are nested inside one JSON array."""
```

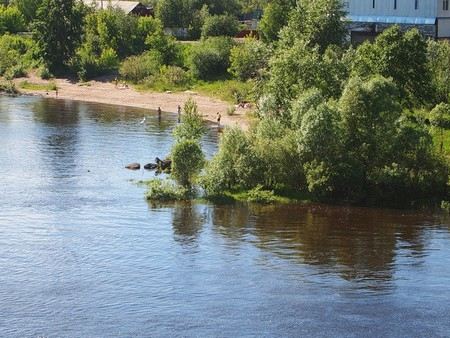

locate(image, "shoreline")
[[12, 75, 251, 129]]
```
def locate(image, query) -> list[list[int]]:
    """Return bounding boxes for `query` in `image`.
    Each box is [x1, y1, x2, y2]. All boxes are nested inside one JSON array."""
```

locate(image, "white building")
[[344, 0, 450, 43]]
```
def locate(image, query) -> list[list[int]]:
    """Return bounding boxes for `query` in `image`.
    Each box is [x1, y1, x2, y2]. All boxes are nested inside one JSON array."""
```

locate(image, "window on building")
[[444, 0, 449, 11], [394, 0, 397, 9], [415, 0, 418, 10], [373, 0, 375, 9]]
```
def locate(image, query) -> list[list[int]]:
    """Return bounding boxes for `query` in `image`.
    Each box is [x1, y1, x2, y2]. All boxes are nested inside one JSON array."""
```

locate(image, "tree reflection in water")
[[209, 203, 441, 292]]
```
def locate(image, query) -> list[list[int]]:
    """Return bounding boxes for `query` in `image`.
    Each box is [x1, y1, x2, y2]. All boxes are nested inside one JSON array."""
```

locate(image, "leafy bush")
[[201, 14, 241, 38], [0, 34, 36, 78], [159, 65, 191, 87], [119, 51, 162, 83], [173, 98, 206, 141], [145, 179, 189, 201], [188, 37, 235, 80], [0, 5, 26, 34], [0, 79, 18, 94], [246, 185, 277, 204], [229, 38, 271, 80], [171, 139, 205, 188]]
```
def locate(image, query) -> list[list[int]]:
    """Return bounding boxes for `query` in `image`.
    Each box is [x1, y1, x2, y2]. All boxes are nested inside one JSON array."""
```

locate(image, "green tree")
[[430, 103, 450, 153], [298, 102, 341, 198], [12, 0, 42, 22], [0, 5, 25, 33], [228, 37, 271, 80], [427, 40, 450, 103], [258, 0, 295, 42], [201, 13, 240, 38], [352, 26, 432, 106], [262, 40, 350, 120], [279, 0, 346, 52], [173, 98, 206, 141], [188, 36, 235, 80], [171, 139, 205, 188], [33, 0, 85, 72]]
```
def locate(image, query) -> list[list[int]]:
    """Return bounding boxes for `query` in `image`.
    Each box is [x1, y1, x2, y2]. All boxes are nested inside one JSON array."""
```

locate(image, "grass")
[[18, 80, 57, 91], [135, 78, 254, 104]]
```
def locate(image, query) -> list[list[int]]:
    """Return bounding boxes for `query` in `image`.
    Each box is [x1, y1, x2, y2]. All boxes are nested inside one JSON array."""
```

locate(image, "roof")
[[348, 15, 436, 25], [82, 0, 142, 14]]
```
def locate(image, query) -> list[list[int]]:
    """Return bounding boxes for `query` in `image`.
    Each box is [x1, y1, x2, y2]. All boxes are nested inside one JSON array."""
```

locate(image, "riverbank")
[[12, 74, 251, 129]]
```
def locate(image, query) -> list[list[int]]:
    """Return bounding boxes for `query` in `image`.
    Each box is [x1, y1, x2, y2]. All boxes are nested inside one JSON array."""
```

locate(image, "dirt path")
[[14, 75, 250, 129]]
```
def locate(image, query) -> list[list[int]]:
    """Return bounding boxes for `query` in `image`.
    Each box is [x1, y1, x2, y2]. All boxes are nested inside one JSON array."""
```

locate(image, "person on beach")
[[55, 87, 58, 97], [158, 107, 162, 117], [177, 105, 181, 123], [114, 77, 118, 88], [217, 112, 221, 127]]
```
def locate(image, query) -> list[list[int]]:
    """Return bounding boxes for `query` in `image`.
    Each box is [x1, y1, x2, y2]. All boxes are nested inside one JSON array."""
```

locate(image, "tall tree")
[[279, 0, 346, 52], [12, 0, 43, 22], [258, 0, 295, 42], [33, 0, 84, 73], [352, 26, 432, 105]]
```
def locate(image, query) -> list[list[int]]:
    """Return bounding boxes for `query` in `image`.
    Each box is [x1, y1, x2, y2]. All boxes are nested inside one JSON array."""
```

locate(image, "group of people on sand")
[[149, 104, 222, 127]]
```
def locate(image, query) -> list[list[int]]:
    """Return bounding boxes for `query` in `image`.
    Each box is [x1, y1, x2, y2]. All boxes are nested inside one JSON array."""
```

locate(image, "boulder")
[[125, 163, 140, 170], [144, 163, 158, 170]]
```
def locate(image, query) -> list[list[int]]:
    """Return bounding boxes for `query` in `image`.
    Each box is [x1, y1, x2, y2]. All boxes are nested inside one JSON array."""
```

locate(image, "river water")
[[1, 96, 450, 337]]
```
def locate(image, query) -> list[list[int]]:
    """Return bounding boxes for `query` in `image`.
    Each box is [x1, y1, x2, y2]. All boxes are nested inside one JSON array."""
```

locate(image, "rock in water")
[[144, 163, 157, 170], [125, 163, 140, 170]]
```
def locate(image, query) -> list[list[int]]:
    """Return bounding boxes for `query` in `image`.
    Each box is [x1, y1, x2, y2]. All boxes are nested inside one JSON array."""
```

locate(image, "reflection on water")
[[1, 96, 450, 337]]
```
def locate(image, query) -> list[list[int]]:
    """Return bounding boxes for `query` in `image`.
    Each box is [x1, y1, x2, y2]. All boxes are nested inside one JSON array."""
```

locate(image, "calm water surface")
[[1, 96, 450, 337]]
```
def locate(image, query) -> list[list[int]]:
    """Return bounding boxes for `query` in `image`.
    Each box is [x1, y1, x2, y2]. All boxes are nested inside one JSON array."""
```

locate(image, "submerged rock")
[[144, 163, 158, 170], [125, 163, 140, 170]]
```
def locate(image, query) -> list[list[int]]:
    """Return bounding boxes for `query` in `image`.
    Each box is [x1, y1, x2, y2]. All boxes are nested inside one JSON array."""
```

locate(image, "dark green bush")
[[119, 51, 162, 83], [201, 14, 241, 38], [188, 37, 235, 80]]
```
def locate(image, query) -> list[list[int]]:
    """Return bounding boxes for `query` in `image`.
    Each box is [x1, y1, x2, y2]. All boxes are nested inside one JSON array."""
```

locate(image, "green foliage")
[[0, 79, 17, 94], [13, 0, 43, 22], [430, 103, 450, 153], [119, 51, 162, 83], [262, 40, 350, 119], [0, 5, 25, 33], [441, 200, 450, 212], [245, 185, 277, 203], [0, 34, 36, 78], [228, 37, 270, 80], [32, 0, 85, 73], [173, 98, 206, 141], [158, 65, 192, 87], [201, 14, 240, 38], [428, 40, 450, 103], [171, 139, 205, 188], [352, 26, 432, 106], [290, 88, 324, 129], [201, 126, 258, 195], [145, 178, 189, 201], [73, 9, 178, 79], [258, 0, 295, 42], [188, 37, 235, 80], [279, 0, 346, 52]]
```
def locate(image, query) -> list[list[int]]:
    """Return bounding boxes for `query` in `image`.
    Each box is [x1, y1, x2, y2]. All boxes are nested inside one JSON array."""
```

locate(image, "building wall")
[[438, 0, 450, 17], [347, 0, 437, 18], [438, 18, 450, 37]]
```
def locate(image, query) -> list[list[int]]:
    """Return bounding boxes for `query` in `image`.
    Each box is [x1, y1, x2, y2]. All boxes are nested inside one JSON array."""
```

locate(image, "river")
[[1, 96, 450, 337]]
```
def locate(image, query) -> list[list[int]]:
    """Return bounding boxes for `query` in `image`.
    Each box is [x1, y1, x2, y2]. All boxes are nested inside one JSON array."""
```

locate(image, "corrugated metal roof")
[[82, 0, 141, 14], [348, 15, 436, 25]]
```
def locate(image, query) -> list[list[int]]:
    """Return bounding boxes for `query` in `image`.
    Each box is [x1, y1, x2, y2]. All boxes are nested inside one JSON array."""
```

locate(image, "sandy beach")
[[14, 75, 251, 129]]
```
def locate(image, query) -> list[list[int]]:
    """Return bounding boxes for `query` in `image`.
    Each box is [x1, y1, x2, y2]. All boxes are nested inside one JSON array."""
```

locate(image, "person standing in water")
[[217, 112, 222, 127], [158, 107, 162, 122]]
